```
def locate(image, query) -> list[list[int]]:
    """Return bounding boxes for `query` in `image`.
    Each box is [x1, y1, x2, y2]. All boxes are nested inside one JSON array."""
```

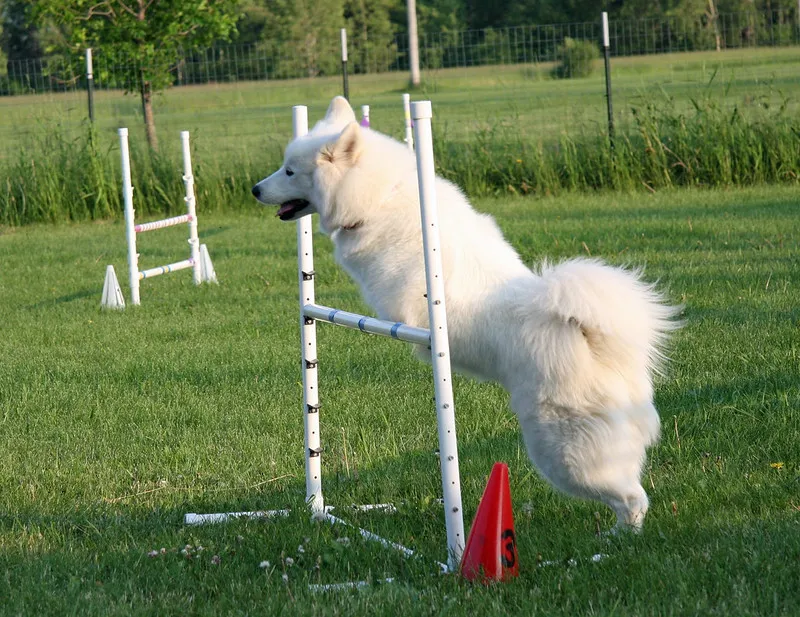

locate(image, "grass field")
[[2, 46, 800, 161], [1, 185, 798, 615]]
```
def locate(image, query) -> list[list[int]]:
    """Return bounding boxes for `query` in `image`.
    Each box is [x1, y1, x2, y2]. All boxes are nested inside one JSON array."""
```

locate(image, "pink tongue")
[[277, 203, 294, 217]]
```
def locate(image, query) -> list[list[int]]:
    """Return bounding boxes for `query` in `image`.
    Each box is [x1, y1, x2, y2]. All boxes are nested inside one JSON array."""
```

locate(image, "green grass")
[[1, 186, 798, 615]]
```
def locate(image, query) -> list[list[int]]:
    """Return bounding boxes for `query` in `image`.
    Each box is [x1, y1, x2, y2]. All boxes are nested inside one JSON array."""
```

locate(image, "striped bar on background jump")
[[134, 214, 192, 233], [138, 259, 194, 280], [303, 304, 431, 346]]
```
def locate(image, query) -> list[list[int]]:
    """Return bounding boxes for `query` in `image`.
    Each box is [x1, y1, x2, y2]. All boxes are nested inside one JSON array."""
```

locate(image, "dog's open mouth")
[[276, 199, 310, 221]]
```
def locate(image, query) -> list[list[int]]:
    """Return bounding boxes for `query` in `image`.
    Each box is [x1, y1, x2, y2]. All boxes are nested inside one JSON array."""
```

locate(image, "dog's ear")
[[319, 122, 362, 166], [324, 96, 356, 125]]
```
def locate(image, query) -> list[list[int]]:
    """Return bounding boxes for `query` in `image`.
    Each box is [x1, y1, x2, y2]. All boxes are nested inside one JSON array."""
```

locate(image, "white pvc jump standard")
[[410, 100, 465, 568], [185, 101, 465, 575], [293, 105, 325, 520], [118, 128, 212, 306]]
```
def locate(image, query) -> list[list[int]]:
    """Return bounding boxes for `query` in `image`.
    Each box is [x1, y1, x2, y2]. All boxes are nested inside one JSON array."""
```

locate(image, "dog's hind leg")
[[602, 484, 649, 531], [512, 392, 653, 531]]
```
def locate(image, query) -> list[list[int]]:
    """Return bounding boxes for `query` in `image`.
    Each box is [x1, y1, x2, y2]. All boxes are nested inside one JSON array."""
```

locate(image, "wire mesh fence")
[[2, 10, 799, 95]]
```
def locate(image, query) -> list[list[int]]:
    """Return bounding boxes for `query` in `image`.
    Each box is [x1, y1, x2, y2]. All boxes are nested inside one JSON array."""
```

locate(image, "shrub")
[[553, 37, 599, 79]]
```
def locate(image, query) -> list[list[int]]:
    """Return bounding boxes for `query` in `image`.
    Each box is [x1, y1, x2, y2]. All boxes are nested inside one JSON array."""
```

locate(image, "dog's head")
[[251, 96, 363, 225]]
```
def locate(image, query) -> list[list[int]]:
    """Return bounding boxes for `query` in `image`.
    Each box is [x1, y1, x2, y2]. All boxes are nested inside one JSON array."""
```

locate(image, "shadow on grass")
[[199, 225, 233, 239], [27, 288, 96, 310]]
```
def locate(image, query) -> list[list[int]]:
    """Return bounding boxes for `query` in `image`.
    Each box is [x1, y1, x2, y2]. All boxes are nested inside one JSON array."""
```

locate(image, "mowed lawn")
[[1, 186, 798, 615]]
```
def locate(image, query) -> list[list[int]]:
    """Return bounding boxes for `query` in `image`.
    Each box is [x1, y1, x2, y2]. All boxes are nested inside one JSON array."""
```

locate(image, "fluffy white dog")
[[252, 97, 680, 531]]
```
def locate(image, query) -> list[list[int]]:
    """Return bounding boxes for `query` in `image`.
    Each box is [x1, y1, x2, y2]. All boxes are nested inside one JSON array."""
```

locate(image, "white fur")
[[253, 97, 681, 530]]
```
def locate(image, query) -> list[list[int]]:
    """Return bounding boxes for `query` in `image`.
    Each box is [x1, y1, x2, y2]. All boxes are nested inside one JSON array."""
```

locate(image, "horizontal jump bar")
[[303, 304, 430, 345], [135, 214, 192, 233], [139, 258, 194, 280]]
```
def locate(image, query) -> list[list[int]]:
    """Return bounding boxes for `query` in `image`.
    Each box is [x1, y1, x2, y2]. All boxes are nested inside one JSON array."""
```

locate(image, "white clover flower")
[[259, 560, 271, 569], [284, 556, 295, 566], [282, 573, 289, 583]]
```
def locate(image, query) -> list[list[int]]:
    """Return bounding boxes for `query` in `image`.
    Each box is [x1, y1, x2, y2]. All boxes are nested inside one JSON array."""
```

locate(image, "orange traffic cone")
[[460, 462, 519, 582]]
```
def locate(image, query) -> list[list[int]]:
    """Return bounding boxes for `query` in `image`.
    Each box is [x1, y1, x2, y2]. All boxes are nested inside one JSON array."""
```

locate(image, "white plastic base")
[[183, 503, 397, 526], [183, 502, 450, 588], [184, 509, 290, 525], [101, 265, 126, 309], [199, 243, 217, 283]]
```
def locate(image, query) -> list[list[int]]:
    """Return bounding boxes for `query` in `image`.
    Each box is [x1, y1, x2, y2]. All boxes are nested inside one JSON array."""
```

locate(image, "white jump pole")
[[180, 131, 202, 285], [119, 128, 141, 306], [403, 93, 414, 150], [411, 100, 465, 570], [294, 106, 325, 519]]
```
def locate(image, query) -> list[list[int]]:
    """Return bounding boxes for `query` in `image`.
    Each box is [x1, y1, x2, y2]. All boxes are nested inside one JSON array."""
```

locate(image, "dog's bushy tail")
[[538, 258, 681, 375], [527, 258, 681, 443]]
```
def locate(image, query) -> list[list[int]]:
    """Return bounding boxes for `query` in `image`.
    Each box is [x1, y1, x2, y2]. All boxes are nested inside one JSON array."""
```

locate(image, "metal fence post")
[[85, 48, 95, 123], [341, 28, 349, 101], [602, 12, 615, 147]]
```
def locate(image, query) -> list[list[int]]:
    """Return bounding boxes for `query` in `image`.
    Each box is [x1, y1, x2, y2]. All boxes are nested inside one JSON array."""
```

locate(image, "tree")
[[237, 0, 343, 79], [1, 0, 44, 64], [344, 0, 400, 73], [34, 0, 239, 150], [0, 4, 5, 73], [235, 2, 271, 46], [415, 0, 467, 33]]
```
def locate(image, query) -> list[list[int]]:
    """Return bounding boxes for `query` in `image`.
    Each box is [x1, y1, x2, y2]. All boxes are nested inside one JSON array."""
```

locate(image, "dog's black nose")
[[251, 184, 261, 198]]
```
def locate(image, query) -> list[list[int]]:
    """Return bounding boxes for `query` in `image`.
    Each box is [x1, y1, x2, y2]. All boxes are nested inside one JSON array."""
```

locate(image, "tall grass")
[[435, 91, 800, 197], [1, 89, 798, 226], [0, 123, 272, 226]]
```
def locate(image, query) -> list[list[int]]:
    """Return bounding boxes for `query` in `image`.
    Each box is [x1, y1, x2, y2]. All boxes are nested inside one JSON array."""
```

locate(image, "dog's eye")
[[285, 168, 294, 177]]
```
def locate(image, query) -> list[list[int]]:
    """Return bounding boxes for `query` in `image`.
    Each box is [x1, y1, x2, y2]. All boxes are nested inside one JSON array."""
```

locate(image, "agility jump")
[[185, 100, 466, 572], [111, 128, 216, 307]]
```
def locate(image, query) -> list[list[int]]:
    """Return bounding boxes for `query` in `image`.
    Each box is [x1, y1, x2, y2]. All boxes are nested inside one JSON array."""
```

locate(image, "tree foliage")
[[1, 0, 44, 63], [345, 0, 398, 73], [36, 0, 239, 86], [33, 0, 239, 148], [239, 0, 400, 77]]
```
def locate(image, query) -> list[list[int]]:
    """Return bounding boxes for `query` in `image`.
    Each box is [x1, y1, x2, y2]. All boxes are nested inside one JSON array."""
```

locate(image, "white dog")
[[252, 97, 680, 531]]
